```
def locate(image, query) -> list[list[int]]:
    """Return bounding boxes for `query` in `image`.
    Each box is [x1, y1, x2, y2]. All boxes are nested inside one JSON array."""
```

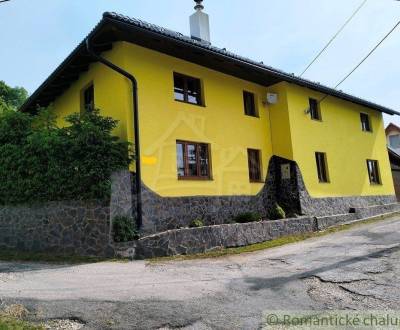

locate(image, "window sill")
[[369, 182, 382, 186], [311, 118, 323, 122], [250, 180, 265, 184], [174, 99, 206, 108], [178, 176, 213, 181], [362, 130, 373, 133], [245, 114, 260, 118], [318, 181, 330, 184]]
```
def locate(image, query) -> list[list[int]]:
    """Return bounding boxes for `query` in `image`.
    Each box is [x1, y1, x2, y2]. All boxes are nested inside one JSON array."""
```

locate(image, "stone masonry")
[[0, 170, 134, 257]]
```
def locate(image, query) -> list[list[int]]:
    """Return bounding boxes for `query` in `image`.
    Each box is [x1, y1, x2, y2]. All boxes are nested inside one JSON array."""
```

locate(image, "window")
[[176, 141, 211, 179], [315, 152, 329, 183], [173, 73, 203, 106], [360, 113, 372, 132], [309, 98, 321, 120], [389, 134, 400, 148], [243, 91, 257, 117], [367, 159, 381, 185], [82, 84, 94, 112], [247, 149, 262, 182]]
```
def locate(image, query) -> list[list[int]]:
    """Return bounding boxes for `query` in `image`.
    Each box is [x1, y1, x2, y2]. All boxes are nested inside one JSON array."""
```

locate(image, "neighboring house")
[[386, 123, 400, 154], [386, 123, 400, 201], [21, 3, 399, 233]]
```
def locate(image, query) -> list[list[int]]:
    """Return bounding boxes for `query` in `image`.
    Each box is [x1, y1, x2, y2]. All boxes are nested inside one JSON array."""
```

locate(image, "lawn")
[[0, 317, 43, 330]]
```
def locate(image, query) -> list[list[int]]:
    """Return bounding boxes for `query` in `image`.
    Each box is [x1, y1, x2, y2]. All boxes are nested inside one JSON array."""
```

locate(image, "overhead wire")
[[300, 0, 368, 77]]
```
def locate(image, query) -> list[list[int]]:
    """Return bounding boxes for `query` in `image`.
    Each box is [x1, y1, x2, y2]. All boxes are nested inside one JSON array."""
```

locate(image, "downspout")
[[85, 38, 143, 229]]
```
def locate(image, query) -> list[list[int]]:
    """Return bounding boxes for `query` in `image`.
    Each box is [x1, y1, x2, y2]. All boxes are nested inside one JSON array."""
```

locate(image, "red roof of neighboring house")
[[386, 123, 400, 135]]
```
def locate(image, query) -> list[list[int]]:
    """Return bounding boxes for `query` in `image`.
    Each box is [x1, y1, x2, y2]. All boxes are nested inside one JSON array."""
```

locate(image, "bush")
[[113, 216, 139, 242], [189, 219, 204, 228], [269, 203, 286, 220], [233, 212, 261, 224], [0, 108, 132, 205]]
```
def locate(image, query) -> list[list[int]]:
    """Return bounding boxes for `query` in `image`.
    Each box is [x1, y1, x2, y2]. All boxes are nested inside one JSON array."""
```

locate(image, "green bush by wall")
[[0, 108, 132, 205]]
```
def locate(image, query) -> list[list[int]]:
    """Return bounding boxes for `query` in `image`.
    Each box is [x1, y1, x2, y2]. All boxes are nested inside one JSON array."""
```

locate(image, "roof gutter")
[[85, 38, 143, 230]]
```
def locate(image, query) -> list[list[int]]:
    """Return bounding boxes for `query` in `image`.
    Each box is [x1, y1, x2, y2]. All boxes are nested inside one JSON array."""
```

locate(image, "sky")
[[0, 0, 399, 126]]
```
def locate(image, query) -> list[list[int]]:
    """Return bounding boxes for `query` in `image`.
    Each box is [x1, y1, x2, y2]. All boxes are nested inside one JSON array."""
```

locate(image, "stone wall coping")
[[315, 213, 355, 219], [138, 215, 314, 241], [350, 202, 399, 211]]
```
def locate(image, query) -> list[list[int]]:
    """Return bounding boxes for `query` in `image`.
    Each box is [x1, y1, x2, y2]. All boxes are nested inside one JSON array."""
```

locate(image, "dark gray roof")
[[21, 12, 400, 116]]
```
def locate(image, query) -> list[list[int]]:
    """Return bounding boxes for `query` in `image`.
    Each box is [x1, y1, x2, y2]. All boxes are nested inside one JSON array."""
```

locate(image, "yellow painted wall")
[[51, 41, 394, 199], [53, 43, 133, 144], [266, 82, 293, 160], [284, 82, 394, 197], [122, 42, 273, 197], [52, 41, 273, 197]]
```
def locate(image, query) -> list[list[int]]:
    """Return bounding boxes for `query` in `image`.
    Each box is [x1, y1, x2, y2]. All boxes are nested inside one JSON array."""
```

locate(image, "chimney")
[[190, 0, 211, 44]]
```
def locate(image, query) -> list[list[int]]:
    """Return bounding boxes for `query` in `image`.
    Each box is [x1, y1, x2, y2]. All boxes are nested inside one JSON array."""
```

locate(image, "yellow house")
[[21, 7, 399, 233]]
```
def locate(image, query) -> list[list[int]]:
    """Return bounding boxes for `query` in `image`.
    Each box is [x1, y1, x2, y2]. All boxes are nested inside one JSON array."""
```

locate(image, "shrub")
[[0, 108, 132, 205], [233, 212, 261, 224], [269, 203, 286, 220], [190, 219, 204, 228], [113, 216, 139, 242]]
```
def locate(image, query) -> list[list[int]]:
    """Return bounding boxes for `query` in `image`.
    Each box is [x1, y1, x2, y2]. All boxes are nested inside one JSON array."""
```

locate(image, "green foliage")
[[0, 80, 28, 110], [0, 108, 132, 205], [233, 212, 261, 224], [0, 317, 43, 330], [269, 203, 286, 220], [190, 219, 204, 228], [113, 216, 139, 242]]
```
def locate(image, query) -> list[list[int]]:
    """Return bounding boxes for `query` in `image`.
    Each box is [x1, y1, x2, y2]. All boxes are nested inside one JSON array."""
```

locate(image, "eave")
[[20, 12, 400, 116]]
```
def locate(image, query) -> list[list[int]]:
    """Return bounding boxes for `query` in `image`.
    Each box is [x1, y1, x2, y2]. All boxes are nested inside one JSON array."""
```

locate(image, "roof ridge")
[[20, 11, 399, 116], [102, 12, 398, 115]]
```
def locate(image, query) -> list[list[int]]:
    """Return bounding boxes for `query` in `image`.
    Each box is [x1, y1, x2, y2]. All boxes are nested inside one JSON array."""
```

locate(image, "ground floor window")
[[367, 159, 381, 184], [247, 149, 262, 182], [315, 152, 329, 183], [176, 141, 211, 179]]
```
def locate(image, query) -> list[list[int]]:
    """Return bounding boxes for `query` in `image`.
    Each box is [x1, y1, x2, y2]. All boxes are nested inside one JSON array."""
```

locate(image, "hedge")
[[0, 108, 132, 205]]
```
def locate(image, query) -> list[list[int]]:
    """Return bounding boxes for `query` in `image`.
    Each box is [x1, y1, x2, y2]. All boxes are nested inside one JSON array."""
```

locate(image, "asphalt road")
[[1, 216, 400, 329]]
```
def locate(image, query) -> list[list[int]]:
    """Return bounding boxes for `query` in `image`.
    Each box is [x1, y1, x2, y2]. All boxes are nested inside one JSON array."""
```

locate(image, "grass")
[[0, 317, 43, 330], [149, 212, 399, 263], [0, 305, 43, 330]]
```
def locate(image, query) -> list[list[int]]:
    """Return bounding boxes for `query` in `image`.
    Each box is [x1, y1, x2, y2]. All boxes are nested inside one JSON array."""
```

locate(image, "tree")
[[0, 80, 28, 110]]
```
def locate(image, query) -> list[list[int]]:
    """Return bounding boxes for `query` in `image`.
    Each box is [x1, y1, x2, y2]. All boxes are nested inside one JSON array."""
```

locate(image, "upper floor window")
[[247, 149, 262, 182], [173, 73, 203, 106], [360, 113, 372, 132], [82, 84, 94, 112], [389, 134, 400, 149], [367, 159, 381, 185], [315, 152, 329, 183], [176, 140, 211, 179], [243, 91, 257, 117], [309, 98, 321, 121]]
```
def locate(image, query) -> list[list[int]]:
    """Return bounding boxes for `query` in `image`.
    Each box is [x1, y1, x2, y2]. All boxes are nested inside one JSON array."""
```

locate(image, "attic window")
[[360, 113, 372, 132], [82, 84, 94, 112], [309, 98, 321, 121], [243, 91, 258, 117], [174, 73, 203, 106]]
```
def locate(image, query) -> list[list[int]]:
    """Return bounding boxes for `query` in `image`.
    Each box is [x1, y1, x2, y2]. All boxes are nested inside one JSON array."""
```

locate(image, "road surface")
[[1, 216, 400, 329]]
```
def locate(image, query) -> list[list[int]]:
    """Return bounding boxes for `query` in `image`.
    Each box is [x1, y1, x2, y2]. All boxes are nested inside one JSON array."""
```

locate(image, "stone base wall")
[[131, 156, 396, 235], [0, 201, 114, 257], [135, 216, 317, 259], [0, 170, 134, 257], [136, 159, 279, 234], [133, 205, 400, 259]]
